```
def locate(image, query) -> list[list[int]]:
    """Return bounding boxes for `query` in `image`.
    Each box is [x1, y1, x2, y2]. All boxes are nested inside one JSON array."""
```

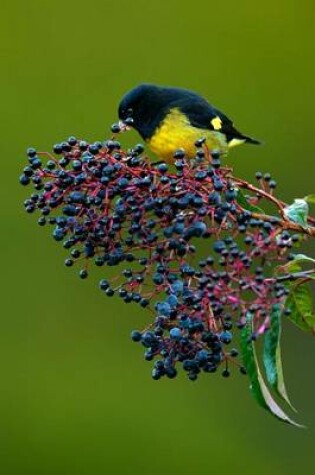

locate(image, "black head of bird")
[[118, 83, 260, 162]]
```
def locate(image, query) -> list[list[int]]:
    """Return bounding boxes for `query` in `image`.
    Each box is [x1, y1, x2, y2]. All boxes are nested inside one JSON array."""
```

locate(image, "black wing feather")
[[174, 96, 260, 144]]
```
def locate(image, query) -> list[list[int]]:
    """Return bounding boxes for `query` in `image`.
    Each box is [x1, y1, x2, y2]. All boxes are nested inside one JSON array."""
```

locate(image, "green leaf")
[[236, 189, 265, 214], [240, 313, 303, 427], [240, 313, 266, 408], [289, 253, 315, 265], [285, 282, 315, 334], [304, 194, 315, 204], [283, 199, 309, 227], [263, 304, 296, 411], [278, 253, 315, 274]]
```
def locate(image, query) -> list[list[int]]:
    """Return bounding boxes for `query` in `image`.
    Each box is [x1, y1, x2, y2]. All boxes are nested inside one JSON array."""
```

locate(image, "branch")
[[250, 212, 315, 236], [233, 177, 286, 218], [231, 175, 315, 234]]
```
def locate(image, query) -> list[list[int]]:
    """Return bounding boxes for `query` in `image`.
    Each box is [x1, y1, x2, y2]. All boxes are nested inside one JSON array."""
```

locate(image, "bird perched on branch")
[[118, 84, 260, 162]]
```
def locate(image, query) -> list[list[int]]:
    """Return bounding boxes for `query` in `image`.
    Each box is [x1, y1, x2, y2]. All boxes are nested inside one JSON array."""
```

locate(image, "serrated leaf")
[[284, 199, 309, 227], [285, 282, 315, 334], [236, 189, 265, 214], [304, 194, 315, 204], [240, 313, 303, 427], [263, 304, 296, 411]]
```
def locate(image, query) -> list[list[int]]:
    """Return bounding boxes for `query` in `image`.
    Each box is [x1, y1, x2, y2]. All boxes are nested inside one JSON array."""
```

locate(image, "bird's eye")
[[119, 106, 133, 121]]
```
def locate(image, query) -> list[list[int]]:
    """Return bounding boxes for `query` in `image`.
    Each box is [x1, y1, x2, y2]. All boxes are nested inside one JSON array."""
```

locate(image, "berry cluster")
[[20, 135, 301, 381]]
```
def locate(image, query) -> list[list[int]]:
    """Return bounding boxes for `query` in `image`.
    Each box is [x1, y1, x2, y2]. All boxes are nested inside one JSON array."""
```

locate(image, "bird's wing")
[[176, 98, 252, 143]]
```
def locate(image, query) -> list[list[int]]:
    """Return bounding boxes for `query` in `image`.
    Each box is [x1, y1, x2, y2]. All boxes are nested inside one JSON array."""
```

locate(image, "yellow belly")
[[147, 108, 228, 162]]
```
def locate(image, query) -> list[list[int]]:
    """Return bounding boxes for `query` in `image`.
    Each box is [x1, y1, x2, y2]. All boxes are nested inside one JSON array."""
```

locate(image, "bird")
[[118, 84, 260, 163]]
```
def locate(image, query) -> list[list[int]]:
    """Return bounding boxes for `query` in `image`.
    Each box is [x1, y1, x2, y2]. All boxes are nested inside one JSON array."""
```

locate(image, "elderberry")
[[20, 137, 305, 383]]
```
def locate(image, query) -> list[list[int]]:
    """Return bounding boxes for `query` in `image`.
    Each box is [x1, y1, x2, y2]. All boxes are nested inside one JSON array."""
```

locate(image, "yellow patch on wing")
[[211, 116, 222, 130]]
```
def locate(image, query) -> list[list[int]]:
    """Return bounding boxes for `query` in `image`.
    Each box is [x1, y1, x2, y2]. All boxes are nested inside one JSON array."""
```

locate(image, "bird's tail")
[[228, 135, 261, 148], [227, 126, 262, 148], [242, 134, 261, 145]]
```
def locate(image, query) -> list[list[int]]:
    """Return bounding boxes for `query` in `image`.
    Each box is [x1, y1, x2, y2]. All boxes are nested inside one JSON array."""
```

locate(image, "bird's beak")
[[118, 120, 132, 131]]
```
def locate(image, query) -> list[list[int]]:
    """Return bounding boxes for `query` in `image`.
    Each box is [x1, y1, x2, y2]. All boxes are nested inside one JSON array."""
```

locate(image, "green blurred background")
[[1, 0, 315, 473]]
